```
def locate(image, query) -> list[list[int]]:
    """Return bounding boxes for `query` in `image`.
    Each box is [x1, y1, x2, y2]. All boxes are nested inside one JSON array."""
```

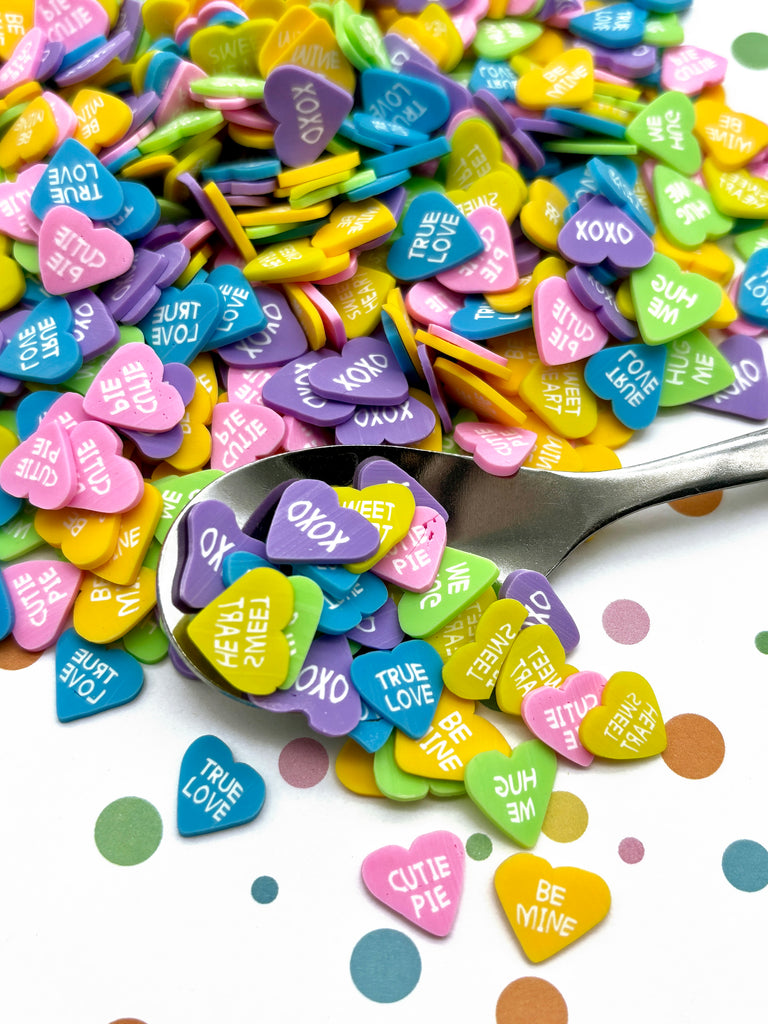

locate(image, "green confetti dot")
[[731, 33, 768, 70], [466, 832, 493, 861], [755, 631, 768, 654], [94, 797, 163, 866]]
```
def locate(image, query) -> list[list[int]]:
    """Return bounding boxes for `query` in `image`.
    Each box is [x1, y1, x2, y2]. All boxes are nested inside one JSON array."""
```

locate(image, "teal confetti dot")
[[754, 631, 768, 654], [251, 875, 279, 904], [350, 929, 421, 1003], [731, 33, 768, 70], [722, 840, 768, 892], [466, 832, 493, 860]]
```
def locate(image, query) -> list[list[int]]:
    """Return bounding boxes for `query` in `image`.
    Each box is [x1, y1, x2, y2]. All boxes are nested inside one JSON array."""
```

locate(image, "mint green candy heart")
[[139, 109, 224, 155], [123, 612, 170, 664], [12, 240, 38, 274], [0, 508, 43, 560], [659, 330, 735, 407], [464, 740, 557, 847], [630, 252, 722, 345], [154, 470, 224, 544], [626, 91, 701, 174], [643, 13, 684, 46], [734, 226, 768, 261], [653, 164, 733, 249], [473, 18, 543, 60], [284, 575, 324, 687], [429, 778, 466, 798], [334, 1, 390, 70], [397, 546, 499, 638], [190, 76, 265, 99], [374, 732, 429, 801]]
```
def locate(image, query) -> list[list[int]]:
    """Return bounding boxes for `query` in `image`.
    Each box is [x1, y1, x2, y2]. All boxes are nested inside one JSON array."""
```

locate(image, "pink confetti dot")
[[278, 737, 329, 788], [601, 599, 650, 644], [619, 837, 645, 864]]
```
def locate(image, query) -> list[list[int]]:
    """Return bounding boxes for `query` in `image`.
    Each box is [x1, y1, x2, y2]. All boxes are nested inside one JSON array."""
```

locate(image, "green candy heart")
[[284, 575, 324, 687], [472, 18, 543, 60], [123, 612, 170, 664], [626, 91, 701, 175], [190, 76, 265, 99], [643, 12, 684, 46], [734, 226, 768, 261], [659, 330, 736, 407], [630, 252, 723, 345], [374, 732, 429, 801], [464, 740, 557, 847], [154, 470, 224, 545], [12, 240, 38, 275], [653, 164, 733, 249], [139, 109, 224, 156], [397, 546, 499, 638], [0, 508, 43, 561]]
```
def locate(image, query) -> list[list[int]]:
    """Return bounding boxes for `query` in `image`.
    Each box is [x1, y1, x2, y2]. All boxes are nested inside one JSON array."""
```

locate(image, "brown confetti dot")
[[496, 977, 568, 1024], [0, 636, 42, 670], [661, 713, 725, 779], [668, 490, 723, 517]]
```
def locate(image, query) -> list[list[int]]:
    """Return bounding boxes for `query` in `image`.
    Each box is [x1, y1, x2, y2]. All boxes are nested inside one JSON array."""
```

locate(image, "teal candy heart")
[[350, 701, 394, 753], [584, 341, 667, 429], [317, 571, 388, 634], [387, 192, 484, 283], [361, 68, 450, 135], [739, 249, 768, 328], [139, 283, 224, 365], [177, 734, 266, 837], [0, 573, 13, 641], [30, 138, 125, 221], [207, 264, 267, 347], [106, 181, 161, 241], [450, 300, 532, 340], [350, 639, 444, 739], [0, 298, 82, 384], [569, 2, 647, 48], [55, 627, 144, 722], [222, 550, 273, 587]]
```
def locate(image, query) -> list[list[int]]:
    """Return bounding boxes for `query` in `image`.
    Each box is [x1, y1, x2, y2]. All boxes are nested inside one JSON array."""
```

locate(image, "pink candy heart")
[[0, 164, 45, 242], [210, 401, 285, 470], [83, 343, 186, 432], [69, 420, 145, 514], [361, 830, 465, 937], [661, 46, 727, 94], [0, 418, 78, 510], [35, 0, 110, 53], [281, 415, 332, 450], [436, 206, 518, 294], [2, 559, 83, 652], [371, 506, 447, 591], [0, 27, 45, 96], [38, 206, 134, 295], [521, 670, 607, 767], [405, 280, 464, 329], [533, 276, 608, 366], [453, 421, 537, 476]]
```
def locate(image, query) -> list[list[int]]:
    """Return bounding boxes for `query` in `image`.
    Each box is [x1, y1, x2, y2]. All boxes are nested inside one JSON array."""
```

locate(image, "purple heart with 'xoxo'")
[[264, 66, 353, 169], [307, 336, 409, 407], [216, 286, 308, 369], [347, 597, 405, 650], [335, 394, 435, 446], [558, 194, 654, 273], [499, 569, 580, 653], [261, 351, 356, 427], [249, 633, 361, 736], [694, 334, 768, 421], [67, 290, 120, 359]]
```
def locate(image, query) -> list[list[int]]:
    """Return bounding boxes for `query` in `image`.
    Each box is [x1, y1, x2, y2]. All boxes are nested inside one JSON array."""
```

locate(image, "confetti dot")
[[496, 977, 568, 1024], [350, 929, 421, 1003], [542, 791, 588, 843], [722, 840, 768, 892], [661, 714, 725, 779], [668, 490, 722, 517], [251, 875, 279, 904], [278, 737, 329, 788], [94, 797, 163, 866], [602, 599, 650, 644], [754, 632, 768, 654], [466, 832, 493, 860], [732, 32, 768, 69], [0, 636, 42, 669], [619, 837, 645, 864], [107, 1019, 149, 1024]]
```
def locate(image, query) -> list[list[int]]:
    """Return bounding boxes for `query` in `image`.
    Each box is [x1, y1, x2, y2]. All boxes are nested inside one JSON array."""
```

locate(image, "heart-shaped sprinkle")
[[38, 205, 134, 295], [140, 282, 224, 365], [31, 138, 125, 221], [436, 205, 518, 294], [350, 639, 444, 738], [0, 296, 82, 385], [387, 192, 484, 283], [519, 362, 598, 439], [55, 627, 144, 722], [73, 566, 157, 644], [0, 27, 45, 96], [499, 569, 580, 652], [0, 163, 46, 242], [70, 87, 133, 151], [350, 704, 394, 755], [694, 333, 768, 420], [265, 65, 353, 168], [177, 735, 266, 837], [515, 47, 594, 109], [355, 457, 450, 520], [316, 571, 388, 635], [209, 401, 285, 470], [580, 670, 666, 759], [533, 276, 609, 366], [494, 853, 611, 961], [206, 264, 266, 346], [334, 392, 436, 446], [584, 341, 667, 429], [442, 598, 528, 700], [652, 164, 733, 250], [626, 90, 702, 174], [2, 559, 83, 651], [569, 2, 646, 48], [660, 45, 727, 94], [68, 419, 144, 514], [83, 341, 186, 432], [630, 253, 723, 345], [0, 417, 78, 510], [521, 670, 607, 766], [261, 352, 356, 427], [398, 545, 499, 638], [347, 597, 405, 650], [453, 421, 538, 476], [558, 195, 654, 274], [68, 289, 120, 359], [464, 739, 557, 845], [374, 732, 429, 800], [361, 830, 465, 937], [360, 68, 450, 136], [659, 329, 735, 406], [371, 506, 447, 592], [217, 285, 309, 368], [308, 336, 409, 407], [496, 624, 577, 715], [334, 482, 416, 573]]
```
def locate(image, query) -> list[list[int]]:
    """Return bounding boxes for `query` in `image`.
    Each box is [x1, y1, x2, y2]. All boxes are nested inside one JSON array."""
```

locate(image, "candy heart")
[[70, 87, 133, 151], [630, 252, 722, 344], [436, 205, 518, 294], [316, 571, 388, 634], [360, 68, 450, 135], [177, 735, 266, 837], [521, 671, 607, 766], [0, 417, 78, 510], [569, 2, 647, 48], [453, 421, 537, 476], [515, 48, 594, 109], [68, 419, 144, 514], [580, 670, 666, 759], [694, 334, 768, 420], [565, 265, 637, 341], [532, 276, 609, 367], [350, 703, 393, 754], [35, 0, 110, 53], [38, 206, 133, 295], [334, 392, 436, 446], [0, 97, 57, 174], [0, 296, 82, 385], [660, 45, 727, 94], [496, 624, 577, 716], [36, 506, 120, 571], [206, 264, 266, 346], [30, 138, 125, 221], [450, 300, 532, 341], [472, 17, 543, 60], [106, 180, 160, 241], [0, 27, 45, 96], [584, 341, 667, 429], [83, 342, 186, 432], [266, 478, 381, 565], [361, 830, 465, 937], [494, 853, 611, 962], [702, 161, 768, 220], [0, 164, 46, 242], [186, 566, 294, 694], [652, 164, 733, 249], [250, 632, 362, 736], [518, 362, 598, 439], [464, 740, 557, 845], [499, 570, 580, 653], [387, 193, 483, 283], [265, 65, 353, 168], [261, 352, 356, 427], [447, 166, 527, 227], [73, 567, 158, 644], [307, 336, 409, 406], [334, 482, 415, 573], [370, 506, 447, 592], [209, 401, 285, 470], [659, 329, 735, 406], [442, 598, 528, 700], [347, 597, 405, 650], [292, 561, 359, 601], [394, 689, 510, 781], [217, 285, 309, 368], [398, 546, 500, 638], [558, 195, 654, 273], [626, 90, 701, 174], [738, 249, 768, 328], [140, 283, 224, 365], [354, 456, 449, 520], [373, 733, 429, 801], [55, 627, 144, 722], [189, 19, 274, 76], [2, 559, 83, 651], [68, 290, 120, 359], [350, 639, 444, 738]]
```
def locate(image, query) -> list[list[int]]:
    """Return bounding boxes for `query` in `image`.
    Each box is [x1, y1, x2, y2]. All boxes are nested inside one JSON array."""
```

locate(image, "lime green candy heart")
[[0, 508, 43, 561], [283, 574, 324, 687], [190, 76, 265, 99], [659, 330, 735, 407], [123, 613, 170, 664], [626, 91, 701, 175], [12, 240, 38, 275], [653, 164, 733, 249], [374, 732, 429, 801], [643, 12, 684, 46], [334, 0, 391, 70], [138, 109, 224, 155], [734, 225, 768, 261], [473, 18, 543, 60], [154, 470, 224, 544], [397, 547, 499, 638], [630, 252, 722, 345], [464, 740, 557, 847]]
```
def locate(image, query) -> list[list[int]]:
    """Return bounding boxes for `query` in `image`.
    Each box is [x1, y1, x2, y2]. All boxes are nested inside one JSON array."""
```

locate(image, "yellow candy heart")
[[495, 853, 611, 962], [319, 263, 395, 338], [445, 117, 505, 193], [515, 48, 594, 109], [388, 14, 447, 66], [483, 330, 539, 397], [415, 3, 464, 71], [518, 409, 584, 471], [442, 598, 528, 700], [34, 508, 120, 571], [694, 98, 768, 171], [189, 19, 275, 76], [91, 483, 163, 587], [653, 231, 734, 285], [487, 255, 568, 313], [586, 404, 634, 449], [313, 198, 396, 257], [258, 5, 320, 77], [407, 386, 443, 451], [496, 623, 577, 715], [0, 96, 57, 172], [579, 670, 666, 759], [284, 282, 327, 348], [269, 16, 355, 92], [186, 567, 295, 695], [244, 237, 331, 283], [73, 566, 158, 643], [335, 738, 384, 797], [0, 253, 24, 310], [702, 159, 768, 219], [0, 0, 35, 61], [71, 89, 133, 151], [395, 690, 511, 780], [141, 0, 189, 38], [424, 586, 497, 661], [163, 383, 213, 474], [448, 165, 528, 227], [519, 361, 598, 439], [520, 179, 569, 251], [334, 482, 415, 573], [577, 444, 621, 470], [189, 352, 219, 420]]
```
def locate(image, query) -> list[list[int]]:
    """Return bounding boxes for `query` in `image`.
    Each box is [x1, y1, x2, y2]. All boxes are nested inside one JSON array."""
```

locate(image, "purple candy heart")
[[354, 457, 449, 520], [100, 248, 167, 321], [307, 336, 409, 407], [113, 0, 145, 61], [558, 195, 654, 274], [54, 31, 133, 87], [266, 479, 382, 565], [261, 351, 357, 427], [122, 422, 183, 460], [249, 633, 361, 736], [264, 66, 353, 168], [123, 90, 161, 131], [216, 286, 308, 368], [163, 361, 197, 406], [584, 41, 658, 78], [38, 40, 65, 78], [347, 597, 405, 650], [499, 569, 580, 653], [514, 115, 579, 138], [153, 242, 191, 286], [399, 57, 474, 118], [694, 334, 768, 421], [218, 179, 277, 196], [335, 394, 435, 446], [565, 265, 637, 341], [67, 290, 120, 359], [417, 345, 453, 433]]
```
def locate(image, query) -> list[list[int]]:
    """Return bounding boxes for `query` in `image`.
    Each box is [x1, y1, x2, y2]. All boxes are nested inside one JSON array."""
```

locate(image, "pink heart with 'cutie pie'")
[[38, 206, 134, 295], [68, 419, 145, 515], [533, 276, 608, 366], [83, 343, 187, 433], [521, 670, 607, 767]]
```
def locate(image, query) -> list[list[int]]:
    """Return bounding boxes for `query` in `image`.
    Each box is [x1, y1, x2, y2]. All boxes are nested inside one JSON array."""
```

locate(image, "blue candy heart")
[[387, 192, 484, 283], [206, 265, 267, 347], [350, 639, 444, 739], [291, 562, 360, 600], [317, 571, 388, 635], [30, 138, 125, 221], [360, 68, 451, 135], [738, 249, 768, 328], [15, 389, 59, 439], [0, 298, 82, 384], [450, 300, 533, 340], [0, 573, 14, 641], [105, 180, 161, 240], [584, 341, 667, 429], [469, 59, 518, 100], [177, 735, 266, 837], [222, 550, 274, 587], [55, 627, 144, 722], [569, 2, 648, 48], [139, 283, 224, 365], [350, 701, 394, 753]]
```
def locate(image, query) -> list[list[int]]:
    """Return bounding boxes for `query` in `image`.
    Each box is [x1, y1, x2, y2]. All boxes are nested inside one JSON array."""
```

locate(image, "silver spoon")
[[155, 432, 768, 700]]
